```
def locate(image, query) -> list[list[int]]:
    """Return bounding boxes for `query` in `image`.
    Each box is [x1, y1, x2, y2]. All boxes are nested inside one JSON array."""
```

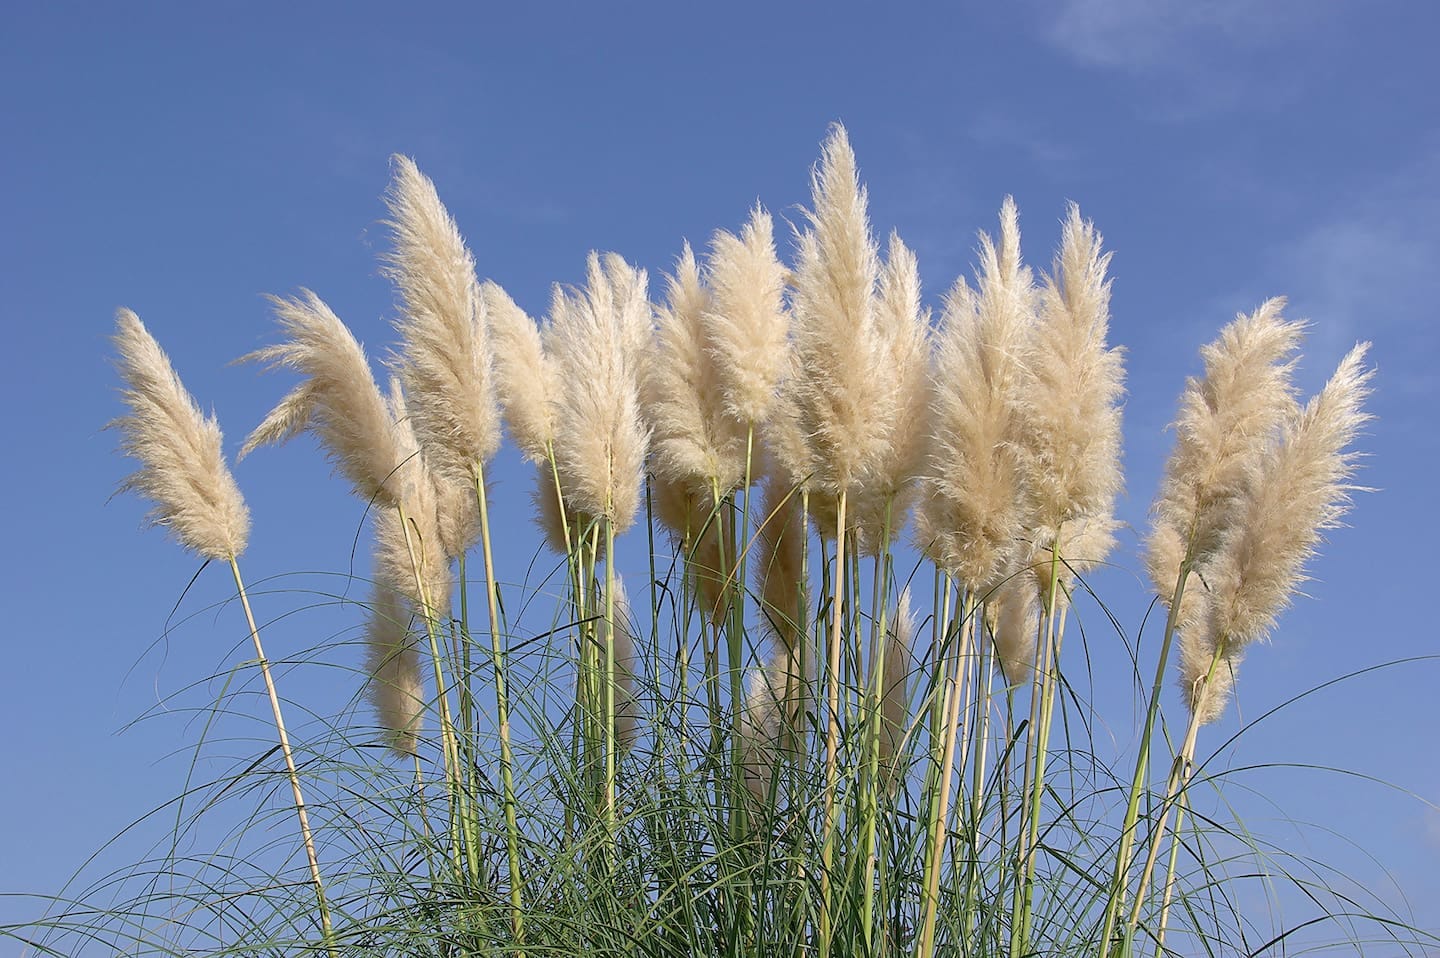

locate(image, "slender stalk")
[[1098, 557, 1193, 955], [917, 592, 977, 958], [818, 489, 849, 953], [1153, 788, 1192, 956], [603, 513, 618, 845], [1015, 541, 1070, 955], [961, 632, 997, 943], [860, 501, 896, 949], [397, 501, 470, 882], [227, 558, 336, 956], [1128, 640, 1226, 941], [474, 462, 525, 948]]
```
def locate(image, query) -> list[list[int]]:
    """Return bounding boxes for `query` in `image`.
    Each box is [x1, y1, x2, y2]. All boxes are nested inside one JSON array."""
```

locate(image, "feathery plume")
[[702, 205, 791, 426], [787, 124, 890, 496], [644, 243, 747, 495], [532, 461, 593, 557], [373, 481, 451, 619], [110, 309, 250, 560], [849, 233, 932, 552], [739, 641, 814, 802], [877, 589, 916, 788], [387, 378, 478, 560], [755, 470, 808, 653], [923, 201, 1037, 592], [760, 352, 818, 493], [988, 573, 1040, 686], [547, 253, 652, 533], [241, 291, 406, 507], [1026, 514, 1120, 607], [607, 577, 643, 750], [648, 472, 732, 624], [485, 281, 562, 464], [1145, 298, 1303, 601], [1208, 343, 1372, 644], [384, 156, 500, 483], [1020, 204, 1125, 541], [1177, 624, 1238, 727], [364, 581, 424, 757], [1182, 344, 1373, 724]]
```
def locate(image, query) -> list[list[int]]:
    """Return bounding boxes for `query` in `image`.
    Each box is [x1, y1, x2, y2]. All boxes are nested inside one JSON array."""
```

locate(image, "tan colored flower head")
[[111, 309, 250, 561]]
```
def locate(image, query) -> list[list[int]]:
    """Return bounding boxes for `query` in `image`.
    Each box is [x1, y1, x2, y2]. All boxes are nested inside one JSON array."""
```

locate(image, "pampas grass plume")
[[788, 124, 889, 495], [111, 309, 250, 561], [364, 581, 424, 757], [922, 200, 1036, 593], [1021, 204, 1125, 539], [878, 588, 916, 787], [385, 156, 500, 483], [702, 205, 791, 426], [755, 470, 807, 653], [849, 232, 932, 551], [1146, 299, 1303, 595], [989, 574, 1040, 686], [644, 243, 746, 494], [547, 254, 651, 533], [1208, 343, 1372, 644], [241, 291, 406, 508], [485, 281, 561, 465]]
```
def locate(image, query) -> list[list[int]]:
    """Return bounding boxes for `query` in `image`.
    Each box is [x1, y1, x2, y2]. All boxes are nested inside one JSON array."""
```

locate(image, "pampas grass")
[[241, 291, 408, 507], [109, 308, 334, 952], [384, 155, 500, 483], [1190, 342, 1374, 721], [787, 124, 888, 498], [1020, 204, 1125, 544], [921, 200, 1037, 594], [644, 243, 747, 496], [67, 130, 1427, 958], [547, 253, 652, 534], [702, 205, 791, 428], [112, 308, 250, 561]]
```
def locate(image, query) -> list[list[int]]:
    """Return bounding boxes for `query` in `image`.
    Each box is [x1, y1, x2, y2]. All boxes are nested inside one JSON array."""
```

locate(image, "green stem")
[[860, 499, 896, 949], [1097, 556, 1193, 956], [917, 591, 977, 958], [818, 488, 849, 955], [474, 462, 525, 949], [396, 500, 470, 882], [1129, 639, 1227, 944], [228, 558, 336, 956]]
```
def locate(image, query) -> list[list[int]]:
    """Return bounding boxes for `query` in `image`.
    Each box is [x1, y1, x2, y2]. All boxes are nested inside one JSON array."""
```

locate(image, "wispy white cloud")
[[1264, 153, 1440, 353], [1040, 0, 1321, 71], [1425, 805, 1440, 850], [1030, 0, 1345, 116]]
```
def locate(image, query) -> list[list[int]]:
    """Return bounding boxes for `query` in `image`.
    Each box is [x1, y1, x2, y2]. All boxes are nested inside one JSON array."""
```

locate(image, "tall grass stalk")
[[473, 461, 526, 946], [227, 558, 337, 956], [817, 488, 849, 954], [1097, 555, 1191, 956]]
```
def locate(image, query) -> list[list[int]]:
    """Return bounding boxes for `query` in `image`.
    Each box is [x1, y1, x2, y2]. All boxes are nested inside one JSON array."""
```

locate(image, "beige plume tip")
[[110, 309, 250, 561]]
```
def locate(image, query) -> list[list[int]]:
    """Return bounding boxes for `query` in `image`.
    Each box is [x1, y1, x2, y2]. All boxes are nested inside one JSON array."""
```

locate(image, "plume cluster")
[[1176, 343, 1372, 723], [141, 126, 1368, 778], [364, 581, 425, 756], [545, 254, 652, 534], [110, 309, 250, 561], [702, 206, 791, 427], [240, 292, 407, 507], [920, 201, 1037, 593], [1145, 301, 1370, 723], [644, 243, 747, 496], [781, 125, 890, 499]]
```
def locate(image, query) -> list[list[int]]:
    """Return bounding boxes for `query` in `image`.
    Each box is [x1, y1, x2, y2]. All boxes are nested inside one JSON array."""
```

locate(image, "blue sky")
[[3, 0, 1437, 948]]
